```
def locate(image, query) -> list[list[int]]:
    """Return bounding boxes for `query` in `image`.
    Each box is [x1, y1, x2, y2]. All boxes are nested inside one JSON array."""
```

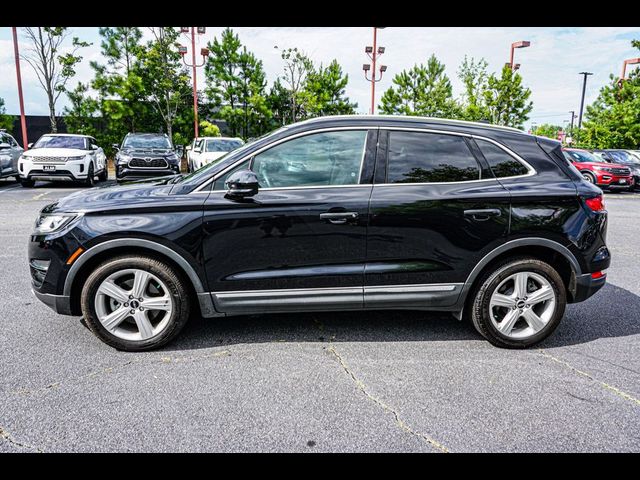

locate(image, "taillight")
[[585, 195, 605, 212]]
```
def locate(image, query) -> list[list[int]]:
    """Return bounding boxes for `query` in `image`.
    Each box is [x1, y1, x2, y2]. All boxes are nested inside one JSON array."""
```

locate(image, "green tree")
[[21, 27, 90, 132], [199, 121, 221, 137], [532, 123, 563, 140], [379, 55, 459, 117], [266, 79, 292, 128], [138, 27, 192, 141], [305, 60, 357, 116], [63, 82, 99, 137], [457, 56, 490, 121], [483, 65, 533, 128], [205, 29, 271, 139], [276, 47, 314, 123], [0, 97, 14, 131], [581, 40, 640, 149]]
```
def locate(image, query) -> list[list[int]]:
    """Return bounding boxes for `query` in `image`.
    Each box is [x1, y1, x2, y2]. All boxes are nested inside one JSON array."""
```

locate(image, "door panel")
[[364, 129, 511, 307]]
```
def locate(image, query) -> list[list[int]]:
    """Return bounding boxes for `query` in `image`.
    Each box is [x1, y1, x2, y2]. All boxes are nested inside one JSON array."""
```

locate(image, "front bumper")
[[596, 174, 634, 189], [116, 165, 180, 180], [20, 159, 89, 182], [32, 289, 73, 315]]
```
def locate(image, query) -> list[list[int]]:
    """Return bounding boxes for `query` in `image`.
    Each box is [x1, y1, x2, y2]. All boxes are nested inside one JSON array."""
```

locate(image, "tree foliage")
[[533, 123, 563, 140], [0, 97, 14, 131], [21, 27, 90, 132], [199, 121, 221, 137], [457, 56, 490, 121], [379, 55, 459, 117], [482, 65, 533, 128], [304, 60, 358, 117], [581, 40, 640, 149]]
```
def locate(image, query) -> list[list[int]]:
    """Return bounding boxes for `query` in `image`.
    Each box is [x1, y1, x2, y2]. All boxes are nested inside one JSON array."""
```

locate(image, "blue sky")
[[1, 27, 639, 132]]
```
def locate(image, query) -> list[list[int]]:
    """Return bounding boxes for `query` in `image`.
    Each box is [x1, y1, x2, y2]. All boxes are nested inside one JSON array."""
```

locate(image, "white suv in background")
[[188, 136, 244, 172], [19, 134, 107, 188]]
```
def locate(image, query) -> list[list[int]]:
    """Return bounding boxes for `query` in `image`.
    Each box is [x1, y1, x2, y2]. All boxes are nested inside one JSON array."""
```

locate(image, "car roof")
[[289, 114, 527, 135], [126, 133, 168, 137], [40, 133, 91, 138]]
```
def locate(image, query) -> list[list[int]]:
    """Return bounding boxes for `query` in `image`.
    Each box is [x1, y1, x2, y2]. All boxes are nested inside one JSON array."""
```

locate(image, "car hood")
[[200, 152, 227, 162], [43, 175, 180, 214], [23, 148, 88, 157], [576, 160, 629, 169], [120, 148, 174, 156]]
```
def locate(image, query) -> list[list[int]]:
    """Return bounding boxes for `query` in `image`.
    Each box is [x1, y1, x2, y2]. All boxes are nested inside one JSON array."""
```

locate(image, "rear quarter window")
[[475, 139, 529, 178]]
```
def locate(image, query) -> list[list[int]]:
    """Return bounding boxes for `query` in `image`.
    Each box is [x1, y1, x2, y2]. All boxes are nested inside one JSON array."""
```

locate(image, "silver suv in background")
[[0, 130, 23, 182]]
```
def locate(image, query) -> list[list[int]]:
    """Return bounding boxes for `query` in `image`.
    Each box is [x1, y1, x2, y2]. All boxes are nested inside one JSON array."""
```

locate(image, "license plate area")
[[42, 165, 56, 172]]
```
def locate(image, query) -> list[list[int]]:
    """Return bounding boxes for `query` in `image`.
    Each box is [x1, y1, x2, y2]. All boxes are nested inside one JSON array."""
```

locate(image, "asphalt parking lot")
[[0, 177, 638, 453]]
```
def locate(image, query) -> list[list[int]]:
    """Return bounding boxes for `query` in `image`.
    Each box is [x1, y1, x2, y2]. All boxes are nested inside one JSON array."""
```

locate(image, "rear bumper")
[[571, 272, 607, 303], [32, 289, 73, 315]]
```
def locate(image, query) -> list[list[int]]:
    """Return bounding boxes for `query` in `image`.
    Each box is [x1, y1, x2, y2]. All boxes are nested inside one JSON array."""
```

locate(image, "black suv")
[[30, 116, 610, 351], [114, 133, 181, 182]]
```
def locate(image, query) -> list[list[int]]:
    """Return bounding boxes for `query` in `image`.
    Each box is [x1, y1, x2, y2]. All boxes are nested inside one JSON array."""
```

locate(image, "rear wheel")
[[469, 257, 566, 348], [81, 256, 191, 351], [97, 167, 108, 182]]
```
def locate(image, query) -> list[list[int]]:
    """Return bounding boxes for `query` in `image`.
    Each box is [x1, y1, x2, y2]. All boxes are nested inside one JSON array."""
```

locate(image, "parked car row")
[[186, 136, 244, 172], [562, 148, 640, 192]]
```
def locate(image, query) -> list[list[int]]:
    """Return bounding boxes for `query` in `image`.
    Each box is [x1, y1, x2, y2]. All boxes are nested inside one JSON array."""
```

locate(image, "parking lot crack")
[[538, 349, 640, 407], [0, 426, 44, 452], [326, 345, 450, 453]]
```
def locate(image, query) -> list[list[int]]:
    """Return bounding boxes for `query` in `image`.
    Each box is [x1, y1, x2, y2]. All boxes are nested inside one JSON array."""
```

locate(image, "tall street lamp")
[[578, 72, 593, 130], [620, 57, 640, 88], [179, 27, 209, 139], [12, 27, 28, 150], [363, 27, 387, 114], [507, 41, 530, 71]]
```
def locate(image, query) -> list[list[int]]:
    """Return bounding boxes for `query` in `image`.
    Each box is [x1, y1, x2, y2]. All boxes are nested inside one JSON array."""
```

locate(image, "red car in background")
[[562, 148, 634, 191]]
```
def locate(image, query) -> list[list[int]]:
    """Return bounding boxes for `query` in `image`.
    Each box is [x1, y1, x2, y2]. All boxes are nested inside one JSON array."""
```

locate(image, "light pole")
[[508, 41, 530, 71], [578, 72, 593, 130], [363, 27, 387, 114], [620, 57, 640, 88], [179, 27, 209, 139], [11, 27, 28, 150], [568, 110, 576, 131]]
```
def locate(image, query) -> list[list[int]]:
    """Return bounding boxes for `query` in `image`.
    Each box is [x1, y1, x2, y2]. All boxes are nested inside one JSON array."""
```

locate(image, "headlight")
[[66, 155, 86, 162], [593, 166, 612, 172], [34, 214, 80, 234], [166, 154, 179, 163], [118, 154, 132, 164]]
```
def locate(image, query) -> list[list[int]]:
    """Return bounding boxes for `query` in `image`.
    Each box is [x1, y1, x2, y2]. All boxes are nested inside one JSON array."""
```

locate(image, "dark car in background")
[[114, 133, 181, 182], [562, 148, 634, 191], [29, 115, 609, 351], [592, 149, 640, 191]]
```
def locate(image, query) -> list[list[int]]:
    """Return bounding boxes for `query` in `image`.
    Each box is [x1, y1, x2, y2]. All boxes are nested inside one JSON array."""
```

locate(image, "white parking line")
[[32, 191, 51, 200]]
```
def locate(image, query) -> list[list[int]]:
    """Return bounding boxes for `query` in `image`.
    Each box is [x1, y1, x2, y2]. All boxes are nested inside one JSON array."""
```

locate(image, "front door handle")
[[320, 212, 359, 225], [464, 208, 502, 221]]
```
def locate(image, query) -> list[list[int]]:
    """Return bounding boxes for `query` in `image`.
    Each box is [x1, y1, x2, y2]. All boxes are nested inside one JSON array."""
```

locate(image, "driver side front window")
[[250, 130, 368, 189]]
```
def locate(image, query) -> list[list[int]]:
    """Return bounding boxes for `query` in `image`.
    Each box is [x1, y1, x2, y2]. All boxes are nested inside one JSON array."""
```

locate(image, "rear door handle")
[[464, 209, 502, 221], [320, 212, 359, 225]]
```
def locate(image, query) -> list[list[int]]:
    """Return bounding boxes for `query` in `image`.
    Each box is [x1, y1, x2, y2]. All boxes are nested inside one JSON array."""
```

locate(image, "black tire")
[[468, 257, 566, 349], [14, 175, 20, 182], [84, 163, 95, 187], [20, 178, 35, 188], [81, 255, 191, 351], [97, 167, 108, 182], [581, 171, 596, 184]]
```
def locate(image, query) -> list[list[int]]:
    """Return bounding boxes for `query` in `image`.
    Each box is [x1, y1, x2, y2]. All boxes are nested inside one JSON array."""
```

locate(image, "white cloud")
[[1, 26, 639, 131]]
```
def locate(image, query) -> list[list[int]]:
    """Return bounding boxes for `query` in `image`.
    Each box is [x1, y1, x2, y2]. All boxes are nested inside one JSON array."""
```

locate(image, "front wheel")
[[469, 257, 566, 348], [97, 167, 108, 182], [84, 163, 95, 187], [20, 178, 35, 188], [581, 171, 596, 184], [81, 256, 191, 351]]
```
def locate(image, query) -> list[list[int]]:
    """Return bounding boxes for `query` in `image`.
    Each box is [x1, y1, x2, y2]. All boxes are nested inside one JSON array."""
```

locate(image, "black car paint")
[[29, 116, 609, 318], [115, 133, 181, 181]]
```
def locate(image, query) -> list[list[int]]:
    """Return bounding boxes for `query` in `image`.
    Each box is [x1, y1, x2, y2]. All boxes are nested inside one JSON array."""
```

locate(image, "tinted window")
[[607, 151, 639, 164], [251, 130, 367, 188], [476, 139, 529, 178], [387, 131, 480, 183], [205, 139, 243, 152], [563, 149, 600, 163], [33, 135, 86, 150], [123, 136, 172, 149]]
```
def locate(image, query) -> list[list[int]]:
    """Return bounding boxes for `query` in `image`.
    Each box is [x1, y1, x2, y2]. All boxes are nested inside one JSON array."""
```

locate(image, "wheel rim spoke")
[[498, 309, 521, 336], [142, 295, 172, 311], [97, 280, 129, 303], [131, 270, 151, 298], [133, 310, 155, 340], [522, 309, 546, 332], [527, 285, 554, 306], [101, 306, 131, 331], [514, 272, 529, 298], [491, 292, 514, 308]]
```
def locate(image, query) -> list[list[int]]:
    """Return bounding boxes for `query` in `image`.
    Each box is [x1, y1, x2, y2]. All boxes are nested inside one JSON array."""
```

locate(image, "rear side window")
[[386, 131, 480, 183], [475, 139, 529, 178]]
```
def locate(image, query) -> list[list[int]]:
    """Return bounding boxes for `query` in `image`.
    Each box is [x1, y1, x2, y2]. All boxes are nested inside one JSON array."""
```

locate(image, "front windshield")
[[608, 151, 640, 165], [123, 136, 172, 150], [34, 135, 86, 149], [563, 150, 600, 163], [178, 126, 289, 185], [205, 139, 243, 152]]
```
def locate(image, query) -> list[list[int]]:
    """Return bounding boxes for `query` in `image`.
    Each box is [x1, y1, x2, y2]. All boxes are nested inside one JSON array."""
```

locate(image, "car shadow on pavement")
[[162, 283, 640, 353]]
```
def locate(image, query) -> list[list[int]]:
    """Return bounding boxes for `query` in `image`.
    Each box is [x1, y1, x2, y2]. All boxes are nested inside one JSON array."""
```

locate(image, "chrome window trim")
[[471, 135, 537, 180], [191, 126, 376, 194]]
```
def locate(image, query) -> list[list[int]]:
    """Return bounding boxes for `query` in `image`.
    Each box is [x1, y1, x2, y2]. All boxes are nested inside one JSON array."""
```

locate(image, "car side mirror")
[[0, 142, 10, 150], [112, 144, 120, 151], [91, 144, 99, 150], [225, 169, 259, 199], [27, 143, 34, 149]]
